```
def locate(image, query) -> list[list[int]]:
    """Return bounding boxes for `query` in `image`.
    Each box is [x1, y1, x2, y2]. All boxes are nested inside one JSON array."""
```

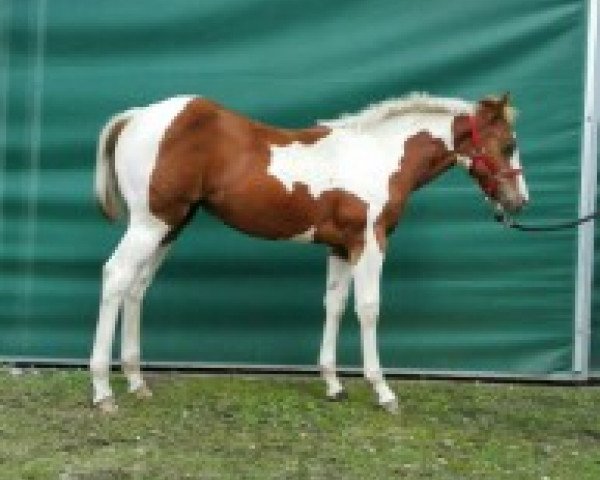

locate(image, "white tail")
[[94, 109, 138, 221]]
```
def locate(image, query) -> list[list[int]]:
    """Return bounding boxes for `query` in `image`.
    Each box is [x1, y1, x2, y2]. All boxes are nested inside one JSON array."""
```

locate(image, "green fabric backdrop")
[[0, 0, 587, 374]]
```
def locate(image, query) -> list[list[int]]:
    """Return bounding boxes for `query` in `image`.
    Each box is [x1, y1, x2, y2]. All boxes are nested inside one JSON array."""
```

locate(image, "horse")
[[90, 92, 529, 414]]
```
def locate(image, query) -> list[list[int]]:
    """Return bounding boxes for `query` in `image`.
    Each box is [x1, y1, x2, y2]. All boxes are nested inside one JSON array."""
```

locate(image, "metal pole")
[[573, 0, 598, 377]]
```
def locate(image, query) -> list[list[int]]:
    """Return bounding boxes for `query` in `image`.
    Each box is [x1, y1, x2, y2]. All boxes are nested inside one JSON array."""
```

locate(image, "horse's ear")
[[478, 96, 504, 119], [479, 93, 515, 123]]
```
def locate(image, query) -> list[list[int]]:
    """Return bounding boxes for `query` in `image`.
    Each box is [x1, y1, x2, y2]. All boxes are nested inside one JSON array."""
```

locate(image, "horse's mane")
[[319, 92, 476, 129]]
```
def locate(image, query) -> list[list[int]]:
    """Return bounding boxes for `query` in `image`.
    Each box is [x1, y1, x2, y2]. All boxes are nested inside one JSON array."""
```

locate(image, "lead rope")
[[498, 211, 599, 232]]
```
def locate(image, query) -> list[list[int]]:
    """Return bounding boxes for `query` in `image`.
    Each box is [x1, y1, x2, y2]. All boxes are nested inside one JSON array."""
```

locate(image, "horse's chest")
[[267, 131, 399, 213]]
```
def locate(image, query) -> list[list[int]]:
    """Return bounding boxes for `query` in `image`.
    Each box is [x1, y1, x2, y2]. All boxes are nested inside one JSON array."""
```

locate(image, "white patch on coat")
[[269, 130, 398, 220], [509, 143, 529, 202], [288, 226, 316, 242], [269, 101, 471, 221]]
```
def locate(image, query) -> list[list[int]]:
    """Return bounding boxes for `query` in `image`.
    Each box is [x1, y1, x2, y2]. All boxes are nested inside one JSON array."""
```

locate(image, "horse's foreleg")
[[121, 244, 171, 398], [352, 229, 397, 413], [90, 221, 167, 412], [319, 253, 352, 400]]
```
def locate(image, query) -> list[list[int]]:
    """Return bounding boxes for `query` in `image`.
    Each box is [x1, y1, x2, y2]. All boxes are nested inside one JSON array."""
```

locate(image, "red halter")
[[467, 115, 521, 197]]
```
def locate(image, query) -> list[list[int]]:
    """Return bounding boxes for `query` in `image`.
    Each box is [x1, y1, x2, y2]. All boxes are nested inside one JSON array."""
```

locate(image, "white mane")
[[320, 92, 475, 129]]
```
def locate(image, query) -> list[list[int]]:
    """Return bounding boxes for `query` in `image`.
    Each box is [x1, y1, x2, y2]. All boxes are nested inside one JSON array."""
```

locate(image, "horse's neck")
[[361, 113, 458, 226], [366, 112, 457, 186]]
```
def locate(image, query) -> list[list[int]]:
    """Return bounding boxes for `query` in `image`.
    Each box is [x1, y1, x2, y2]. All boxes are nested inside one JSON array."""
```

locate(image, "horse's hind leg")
[[319, 253, 352, 400], [90, 220, 168, 412], [121, 243, 171, 398]]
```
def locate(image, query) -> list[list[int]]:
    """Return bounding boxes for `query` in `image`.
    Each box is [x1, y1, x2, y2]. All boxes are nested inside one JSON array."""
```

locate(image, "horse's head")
[[456, 93, 529, 216]]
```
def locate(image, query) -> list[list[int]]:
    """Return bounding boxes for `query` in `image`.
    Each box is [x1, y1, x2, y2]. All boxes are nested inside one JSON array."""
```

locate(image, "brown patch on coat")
[[375, 130, 455, 247], [149, 98, 369, 258], [313, 190, 369, 262]]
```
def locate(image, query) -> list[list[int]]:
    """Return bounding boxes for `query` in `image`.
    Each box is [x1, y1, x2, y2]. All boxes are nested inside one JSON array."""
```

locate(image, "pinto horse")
[[90, 92, 528, 413]]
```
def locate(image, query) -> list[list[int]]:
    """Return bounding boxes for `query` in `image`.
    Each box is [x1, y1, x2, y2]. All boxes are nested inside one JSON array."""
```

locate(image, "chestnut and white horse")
[[90, 92, 528, 413]]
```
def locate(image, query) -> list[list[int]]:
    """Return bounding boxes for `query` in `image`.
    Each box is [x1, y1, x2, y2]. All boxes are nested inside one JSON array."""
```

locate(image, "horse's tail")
[[94, 109, 137, 221]]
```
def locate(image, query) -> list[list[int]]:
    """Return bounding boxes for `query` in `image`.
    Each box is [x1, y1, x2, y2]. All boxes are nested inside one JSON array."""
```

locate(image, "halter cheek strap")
[[464, 115, 521, 197], [467, 115, 482, 146]]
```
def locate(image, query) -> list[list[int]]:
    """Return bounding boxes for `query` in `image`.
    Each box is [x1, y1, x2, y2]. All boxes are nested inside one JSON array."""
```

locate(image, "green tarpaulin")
[[1, 0, 591, 375]]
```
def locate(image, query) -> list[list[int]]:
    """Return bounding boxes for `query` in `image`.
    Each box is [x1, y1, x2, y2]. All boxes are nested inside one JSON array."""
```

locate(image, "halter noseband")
[[466, 115, 521, 197]]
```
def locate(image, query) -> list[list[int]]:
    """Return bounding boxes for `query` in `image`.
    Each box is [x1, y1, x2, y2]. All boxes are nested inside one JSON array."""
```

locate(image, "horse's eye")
[[502, 142, 516, 158]]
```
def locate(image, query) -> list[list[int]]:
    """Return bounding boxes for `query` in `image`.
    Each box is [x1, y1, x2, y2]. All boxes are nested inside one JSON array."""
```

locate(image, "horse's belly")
[[206, 174, 319, 242]]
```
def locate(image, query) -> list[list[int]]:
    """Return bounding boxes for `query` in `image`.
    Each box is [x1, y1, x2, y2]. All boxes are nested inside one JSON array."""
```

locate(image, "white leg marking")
[[510, 148, 529, 202], [288, 226, 316, 243], [319, 253, 352, 398], [353, 222, 396, 410], [90, 221, 167, 405], [121, 244, 171, 394]]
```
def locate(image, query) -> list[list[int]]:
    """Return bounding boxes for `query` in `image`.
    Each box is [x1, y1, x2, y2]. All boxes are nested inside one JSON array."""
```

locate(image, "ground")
[[0, 368, 599, 479]]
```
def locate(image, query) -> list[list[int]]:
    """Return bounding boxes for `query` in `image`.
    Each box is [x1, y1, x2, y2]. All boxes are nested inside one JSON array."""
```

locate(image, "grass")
[[0, 368, 600, 479]]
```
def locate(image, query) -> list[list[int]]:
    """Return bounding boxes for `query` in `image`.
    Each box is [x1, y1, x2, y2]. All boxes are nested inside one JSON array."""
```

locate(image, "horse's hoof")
[[379, 398, 399, 415], [95, 396, 118, 415], [132, 384, 153, 400], [327, 389, 348, 402]]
